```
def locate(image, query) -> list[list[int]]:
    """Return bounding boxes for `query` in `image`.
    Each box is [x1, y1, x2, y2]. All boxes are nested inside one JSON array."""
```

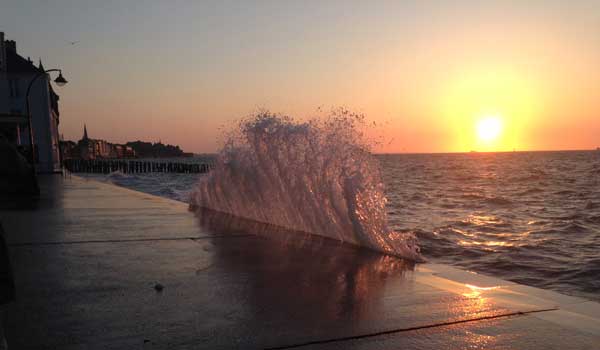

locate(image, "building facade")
[[0, 32, 62, 173], [61, 124, 135, 160]]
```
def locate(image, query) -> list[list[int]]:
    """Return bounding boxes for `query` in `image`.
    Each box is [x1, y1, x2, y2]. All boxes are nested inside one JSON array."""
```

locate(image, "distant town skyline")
[[2, 1, 600, 153]]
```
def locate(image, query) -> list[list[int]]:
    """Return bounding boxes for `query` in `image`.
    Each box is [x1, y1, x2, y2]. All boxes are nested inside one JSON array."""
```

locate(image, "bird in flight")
[[69, 41, 80, 46]]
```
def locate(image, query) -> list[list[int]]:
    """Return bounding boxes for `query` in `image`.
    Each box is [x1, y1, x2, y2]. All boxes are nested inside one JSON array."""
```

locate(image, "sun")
[[476, 116, 503, 142]]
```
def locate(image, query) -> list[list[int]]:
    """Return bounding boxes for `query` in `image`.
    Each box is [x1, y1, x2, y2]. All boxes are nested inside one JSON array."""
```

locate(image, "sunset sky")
[[2, 0, 600, 153]]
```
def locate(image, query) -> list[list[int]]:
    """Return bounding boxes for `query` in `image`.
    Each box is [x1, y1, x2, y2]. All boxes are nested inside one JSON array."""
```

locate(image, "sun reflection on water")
[[458, 240, 513, 247], [462, 284, 501, 299]]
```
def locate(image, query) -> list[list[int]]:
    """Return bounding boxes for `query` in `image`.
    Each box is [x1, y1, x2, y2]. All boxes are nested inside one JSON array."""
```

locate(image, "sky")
[[2, 0, 600, 153]]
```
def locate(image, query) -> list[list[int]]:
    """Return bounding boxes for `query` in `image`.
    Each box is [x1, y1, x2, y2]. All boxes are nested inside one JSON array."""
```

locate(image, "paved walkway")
[[1, 175, 599, 349]]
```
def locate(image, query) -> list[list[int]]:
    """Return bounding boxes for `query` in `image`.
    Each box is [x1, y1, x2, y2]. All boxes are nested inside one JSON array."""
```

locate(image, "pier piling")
[[63, 159, 213, 174]]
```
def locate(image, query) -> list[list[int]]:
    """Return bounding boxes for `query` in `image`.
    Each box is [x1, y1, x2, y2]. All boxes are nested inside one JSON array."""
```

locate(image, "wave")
[[458, 193, 514, 207], [189, 111, 422, 261], [485, 196, 514, 206], [517, 187, 544, 195], [511, 170, 548, 182], [106, 170, 134, 180]]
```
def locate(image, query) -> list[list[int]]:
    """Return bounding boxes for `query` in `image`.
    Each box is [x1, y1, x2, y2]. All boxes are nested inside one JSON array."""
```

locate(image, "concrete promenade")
[[1, 175, 599, 349]]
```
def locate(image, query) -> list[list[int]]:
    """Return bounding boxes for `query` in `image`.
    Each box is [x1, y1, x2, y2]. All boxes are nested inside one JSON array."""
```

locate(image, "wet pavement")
[[0, 175, 599, 349]]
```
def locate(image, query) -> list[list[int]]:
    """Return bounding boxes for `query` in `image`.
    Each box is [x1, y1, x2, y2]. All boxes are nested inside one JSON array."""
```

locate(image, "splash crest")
[[190, 111, 421, 260]]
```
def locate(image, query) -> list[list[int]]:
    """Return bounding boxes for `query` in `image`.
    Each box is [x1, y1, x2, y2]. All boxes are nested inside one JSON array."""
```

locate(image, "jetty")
[[1, 176, 599, 349], [63, 158, 213, 174]]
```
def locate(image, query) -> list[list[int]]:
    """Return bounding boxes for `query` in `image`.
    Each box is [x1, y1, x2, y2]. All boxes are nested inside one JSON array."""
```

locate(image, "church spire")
[[83, 124, 89, 140], [38, 58, 45, 71]]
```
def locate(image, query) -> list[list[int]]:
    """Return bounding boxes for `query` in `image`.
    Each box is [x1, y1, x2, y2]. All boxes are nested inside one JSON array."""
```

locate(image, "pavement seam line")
[[264, 308, 559, 350], [8, 234, 254, 247]]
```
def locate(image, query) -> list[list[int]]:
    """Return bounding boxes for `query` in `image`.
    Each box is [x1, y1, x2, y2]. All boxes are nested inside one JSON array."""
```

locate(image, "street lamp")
[[25, 69, 68, 166], [54, 72, 68, 86]]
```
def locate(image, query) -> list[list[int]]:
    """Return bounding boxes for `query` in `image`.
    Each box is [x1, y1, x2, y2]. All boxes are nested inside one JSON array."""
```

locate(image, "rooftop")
[[4, 39, 42, 75]]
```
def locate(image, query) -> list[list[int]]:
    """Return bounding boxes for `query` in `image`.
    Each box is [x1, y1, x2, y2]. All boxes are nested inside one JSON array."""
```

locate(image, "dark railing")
[[63, 159, 213, 174]]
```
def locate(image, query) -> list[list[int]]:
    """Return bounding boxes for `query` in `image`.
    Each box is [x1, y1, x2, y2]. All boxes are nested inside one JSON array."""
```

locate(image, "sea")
[[77, 150, 600, 302]]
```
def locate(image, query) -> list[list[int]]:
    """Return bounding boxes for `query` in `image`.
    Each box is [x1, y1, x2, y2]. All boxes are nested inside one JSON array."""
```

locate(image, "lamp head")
[[54, 71, 68, 87]]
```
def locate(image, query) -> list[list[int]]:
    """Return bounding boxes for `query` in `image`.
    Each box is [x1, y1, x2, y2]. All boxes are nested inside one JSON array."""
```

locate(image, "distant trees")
[[125, 141, 186, 158]]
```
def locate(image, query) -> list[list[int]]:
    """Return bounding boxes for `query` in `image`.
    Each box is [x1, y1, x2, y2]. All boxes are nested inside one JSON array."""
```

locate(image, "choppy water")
[[382, 151, 600, 301], [79, 150, 600, 301], [77, 156, 214, 202]]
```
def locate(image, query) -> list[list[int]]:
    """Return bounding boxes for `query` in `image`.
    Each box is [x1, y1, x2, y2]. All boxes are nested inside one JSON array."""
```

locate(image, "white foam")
[[190, 111, 422, 261]]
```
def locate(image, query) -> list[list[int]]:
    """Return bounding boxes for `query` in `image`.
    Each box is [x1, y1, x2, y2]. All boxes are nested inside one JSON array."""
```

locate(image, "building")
[[78, 124, 111, 159], [111, 144, 135, 159], [65, 124, 135, 160], [0, 32, 63, 173], [59, 139, 77, 159]]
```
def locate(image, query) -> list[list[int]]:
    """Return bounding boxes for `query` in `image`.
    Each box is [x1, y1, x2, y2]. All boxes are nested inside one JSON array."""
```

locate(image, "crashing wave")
[[190, 110, 422, 261]]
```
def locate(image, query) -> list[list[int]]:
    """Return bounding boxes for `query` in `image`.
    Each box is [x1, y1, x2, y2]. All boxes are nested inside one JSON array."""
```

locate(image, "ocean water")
[[381, 151, 600, 302], [78, 150, 600, 301]]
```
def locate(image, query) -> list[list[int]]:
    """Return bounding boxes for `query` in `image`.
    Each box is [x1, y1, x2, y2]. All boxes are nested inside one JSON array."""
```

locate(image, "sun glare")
[[476, 116, 503, 142]]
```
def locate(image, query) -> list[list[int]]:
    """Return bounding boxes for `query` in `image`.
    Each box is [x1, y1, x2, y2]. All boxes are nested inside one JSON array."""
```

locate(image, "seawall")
[[0, 175, 599, 349]]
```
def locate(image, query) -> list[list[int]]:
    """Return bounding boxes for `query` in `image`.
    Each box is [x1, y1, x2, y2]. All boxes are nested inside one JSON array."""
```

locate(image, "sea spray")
[[190, 110, 422, 261]]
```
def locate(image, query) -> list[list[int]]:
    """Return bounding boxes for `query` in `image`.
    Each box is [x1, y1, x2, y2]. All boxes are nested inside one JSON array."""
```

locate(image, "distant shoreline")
[[375, 149, 599, 156]]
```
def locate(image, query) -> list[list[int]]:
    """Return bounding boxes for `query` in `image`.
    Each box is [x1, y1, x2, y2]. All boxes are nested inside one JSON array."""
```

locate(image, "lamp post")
[[25, 69, 68, 166]]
